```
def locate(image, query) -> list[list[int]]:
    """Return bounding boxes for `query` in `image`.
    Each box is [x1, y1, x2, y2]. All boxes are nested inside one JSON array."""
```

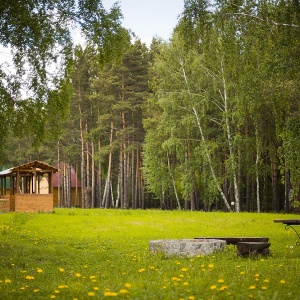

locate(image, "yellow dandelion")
[[120, 289, 128, 294], [124, 283, 132, 288], [249, 295, 253, 298], [219, 286, 228, 291], [208, 264, 214, 268], [58, 285, 68, 289], [183, 282, 189, 286], [138, 268, 145, 273], [90, 275, 96, 280], [240, 271, 245, 275], [211, 285, 217, 290], [162, 285, 167, 289], [110, 292, 118, 296], [37, 268, 43, 273], [249, 285, 256, 290], [218, 279, 224, 283], [54, 290, 60, 294], [263, 279, 269, 283], [280, 280, 286, 284], [75, 273, 81, 277], [188, 296, 195, 300], [33, 289, 39, 293], [172, 277, 179, 281], [181, 267, 188, 272], [50, 295, 56, 299], [25, 275, 34, 280], [104, 291, 111, 296], [88, 292, 95, 297], [5, 279, 12, 284], [255, 274, 259, 277], [58, 268, 64, 272], [150, 266, 155, 270], [261, 286, 267, 290], [93, 287, 99, 291], [20, 287, 25, 290]]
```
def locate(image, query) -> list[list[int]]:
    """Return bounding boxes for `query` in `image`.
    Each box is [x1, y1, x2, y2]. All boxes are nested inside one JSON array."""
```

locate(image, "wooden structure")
[[274, 219, 300, 245], [194, 237, 271, 257], [0, 161, 58, 212]]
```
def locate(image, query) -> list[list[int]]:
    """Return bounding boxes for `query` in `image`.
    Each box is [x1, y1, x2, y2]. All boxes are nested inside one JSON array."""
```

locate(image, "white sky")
[[0, 0, 184, 84], [102, 0, 184, 45]]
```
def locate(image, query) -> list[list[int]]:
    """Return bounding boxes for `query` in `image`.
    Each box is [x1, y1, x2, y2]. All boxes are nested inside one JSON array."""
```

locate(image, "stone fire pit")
[[149, 239, 226, 257]]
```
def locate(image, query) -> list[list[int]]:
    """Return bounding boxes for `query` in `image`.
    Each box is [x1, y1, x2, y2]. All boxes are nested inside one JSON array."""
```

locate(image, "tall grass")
[[0, 209, 299, 299]]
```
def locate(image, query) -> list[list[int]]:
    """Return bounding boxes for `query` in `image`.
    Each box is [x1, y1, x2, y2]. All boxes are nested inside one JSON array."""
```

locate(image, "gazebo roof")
[[0, 160, 58, 177]]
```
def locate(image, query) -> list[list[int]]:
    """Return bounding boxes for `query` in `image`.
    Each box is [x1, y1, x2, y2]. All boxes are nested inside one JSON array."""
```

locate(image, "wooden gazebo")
[[0, 161, 58, 212]]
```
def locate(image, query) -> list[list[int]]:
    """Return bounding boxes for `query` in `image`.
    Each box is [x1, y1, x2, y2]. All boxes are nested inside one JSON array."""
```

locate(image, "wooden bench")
[[237, 241, 271, 257], [194, 237, 270, 257], [274, 219, 300, 246]]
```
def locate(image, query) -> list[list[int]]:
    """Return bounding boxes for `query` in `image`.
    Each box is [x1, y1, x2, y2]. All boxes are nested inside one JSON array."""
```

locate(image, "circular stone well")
[[149, 239, 226, 257]]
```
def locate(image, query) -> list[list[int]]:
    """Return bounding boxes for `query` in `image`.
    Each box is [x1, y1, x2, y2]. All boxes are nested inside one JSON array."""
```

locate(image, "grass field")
[[0, 209, 299, 299]]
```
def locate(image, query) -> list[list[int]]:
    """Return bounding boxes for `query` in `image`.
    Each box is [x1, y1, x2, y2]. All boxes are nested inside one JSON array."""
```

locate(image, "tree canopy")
[[0, 0, 129, 149]]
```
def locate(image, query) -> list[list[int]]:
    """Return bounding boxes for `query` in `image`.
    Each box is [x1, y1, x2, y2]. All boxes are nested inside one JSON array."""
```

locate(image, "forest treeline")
[[1, 0, 300, 212]]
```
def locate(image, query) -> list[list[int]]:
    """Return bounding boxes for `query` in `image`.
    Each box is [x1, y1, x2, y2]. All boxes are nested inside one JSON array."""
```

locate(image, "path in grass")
[[0, 209, 299, 299]]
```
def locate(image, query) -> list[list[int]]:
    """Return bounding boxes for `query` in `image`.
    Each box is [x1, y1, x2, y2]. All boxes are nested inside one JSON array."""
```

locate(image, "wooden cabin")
[[0, 161, 58, 212]]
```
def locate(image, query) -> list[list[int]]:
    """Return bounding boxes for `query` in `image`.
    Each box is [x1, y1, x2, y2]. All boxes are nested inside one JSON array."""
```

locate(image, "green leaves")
[[0, 0, 128, 147]]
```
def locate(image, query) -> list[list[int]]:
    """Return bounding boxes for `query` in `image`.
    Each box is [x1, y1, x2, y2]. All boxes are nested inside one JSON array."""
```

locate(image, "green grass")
[[0, 209, 299, 299]]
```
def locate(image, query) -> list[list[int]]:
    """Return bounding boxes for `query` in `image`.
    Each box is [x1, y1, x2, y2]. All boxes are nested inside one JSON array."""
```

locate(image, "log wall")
[[0, 195, 10, 212], [14, 194, 53, 212]]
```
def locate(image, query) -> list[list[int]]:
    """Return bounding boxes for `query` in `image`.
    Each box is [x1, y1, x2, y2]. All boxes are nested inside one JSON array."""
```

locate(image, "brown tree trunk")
[[79, 104, 86, 208], [98, 139, 102, 208], [91, 141, 95, 208], [86, 124, 90, 208], [269, 143, 279, 212]]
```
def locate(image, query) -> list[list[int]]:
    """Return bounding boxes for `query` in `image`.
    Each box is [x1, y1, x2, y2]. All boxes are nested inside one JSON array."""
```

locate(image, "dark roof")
[[0, 160, 58, 176]]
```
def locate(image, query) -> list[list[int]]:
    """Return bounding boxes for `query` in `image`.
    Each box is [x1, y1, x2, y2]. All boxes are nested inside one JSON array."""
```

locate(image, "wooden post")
[[49, 171, 53, 194], [16, 170, 20, 194]]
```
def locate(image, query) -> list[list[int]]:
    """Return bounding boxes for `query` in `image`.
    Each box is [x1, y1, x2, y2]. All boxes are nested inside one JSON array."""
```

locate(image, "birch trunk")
[[103, 121, 114, 208], [255, 134, 261, 213], [167, 151, 181, 210], [192, 107, 232, 211], [220, 67, 240, 212]]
